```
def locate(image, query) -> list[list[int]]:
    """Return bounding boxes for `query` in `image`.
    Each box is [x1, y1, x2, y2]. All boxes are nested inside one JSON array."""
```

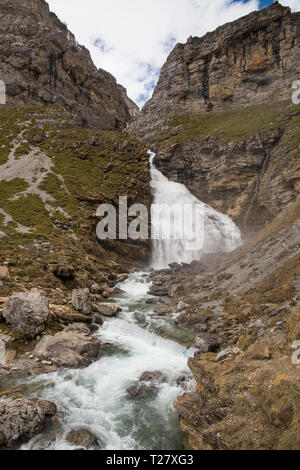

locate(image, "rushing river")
[[19, 153, 241, 450], [22, 272, 195, 450]]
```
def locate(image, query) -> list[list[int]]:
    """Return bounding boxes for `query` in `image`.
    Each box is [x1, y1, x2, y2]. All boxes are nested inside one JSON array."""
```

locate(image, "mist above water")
[[149, 151, 242, 269]]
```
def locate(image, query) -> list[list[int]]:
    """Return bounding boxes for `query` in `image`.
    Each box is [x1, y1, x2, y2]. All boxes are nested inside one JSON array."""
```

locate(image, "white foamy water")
[[22, 273, 194, 451], [150, 151, 242, 269]]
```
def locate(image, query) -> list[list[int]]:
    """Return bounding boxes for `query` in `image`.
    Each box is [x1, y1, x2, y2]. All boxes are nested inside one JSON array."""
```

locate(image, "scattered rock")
[[0, 266, 9, 280], [53, 266, 74, 281], [177, 301, 189, 312], [33, 327, 100, 368], [217, 272, 233, 282], [139, 371, 168, 384], [126, 384, 158, 399], [0, 398, 57, 448], [217, 347, 242, 362], [92, 313, 104, 325], [66, 429, 98, 449], [96, 303, 121, 317], [2, 290, 50, 339], [72, 288, 91, 315], [148, 285, 169, 296], [90, 283, 101, 294], [195, 334, 222, 354]]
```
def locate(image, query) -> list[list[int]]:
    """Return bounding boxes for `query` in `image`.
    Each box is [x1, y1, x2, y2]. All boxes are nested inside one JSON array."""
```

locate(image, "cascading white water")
[[150, 151, 242, 269], [21, 273, 195, 451], [17, 150, 242, 451]]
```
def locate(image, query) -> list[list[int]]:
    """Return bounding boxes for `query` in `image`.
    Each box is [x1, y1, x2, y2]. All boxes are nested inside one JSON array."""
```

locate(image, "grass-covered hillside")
[[0, 106, 151, 297]]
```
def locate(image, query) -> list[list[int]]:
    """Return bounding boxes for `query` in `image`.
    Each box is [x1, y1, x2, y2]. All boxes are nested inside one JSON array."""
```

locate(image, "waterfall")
[[149, 152, 242, 269]]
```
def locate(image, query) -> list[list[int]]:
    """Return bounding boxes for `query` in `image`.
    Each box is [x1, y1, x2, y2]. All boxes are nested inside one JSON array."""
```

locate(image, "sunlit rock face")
[[143, 3, 299, 119], [0, 0, 137, 129]]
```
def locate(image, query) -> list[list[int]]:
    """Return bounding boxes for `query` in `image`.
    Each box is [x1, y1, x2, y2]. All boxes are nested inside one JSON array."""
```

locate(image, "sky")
[[47, 0, 300, 107]]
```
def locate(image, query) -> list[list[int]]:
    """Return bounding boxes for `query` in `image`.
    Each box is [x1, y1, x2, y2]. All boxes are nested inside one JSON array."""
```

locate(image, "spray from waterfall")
[[149, 151, 242, 269]]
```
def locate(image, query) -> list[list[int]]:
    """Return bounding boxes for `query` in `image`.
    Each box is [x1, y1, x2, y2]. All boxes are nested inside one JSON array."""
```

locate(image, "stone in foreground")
[[33, 324, 100, 368], [2, 290, 50, 338], [72, 288, 91, 315], [66, 429, 99, 449], [0, 398, 57, 448], [96, 303, 121, 317]]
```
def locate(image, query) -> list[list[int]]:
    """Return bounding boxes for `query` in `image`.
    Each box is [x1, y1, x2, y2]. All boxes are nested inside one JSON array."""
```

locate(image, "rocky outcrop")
[[72, 288, 91, 316], [33, 323, 100, 367], [0, 0, 134, 129], [0, 398, 57, 448], [153, 117, 300, 231], [130, 2, 300, 139], [96, 303, 121, 317], [2, 289, 50, 338]]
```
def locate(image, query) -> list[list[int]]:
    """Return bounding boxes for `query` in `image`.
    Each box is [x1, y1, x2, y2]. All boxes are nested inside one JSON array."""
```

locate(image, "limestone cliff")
[[0, 0, 134, 129], [131, 2, 300, 136]]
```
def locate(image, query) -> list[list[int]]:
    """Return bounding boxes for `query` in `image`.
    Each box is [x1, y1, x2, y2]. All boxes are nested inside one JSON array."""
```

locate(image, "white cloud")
[[47, 0, 299, 107], [280, 0, 300, 11]]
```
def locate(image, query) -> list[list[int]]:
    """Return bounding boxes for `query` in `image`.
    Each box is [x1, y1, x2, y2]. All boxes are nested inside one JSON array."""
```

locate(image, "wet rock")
[[169, 262, 182, 271], [139, 371, 168, 384], [33, 327, 100, 368], [146, 297, 161, 304], [176, 375, 187, 386], [0, 398, 57, 448], [148, 285, 169, 296], [66, 429, 98, 449], [127, 384, 158, 400], [2, 290, 50, 339], [64, 323, 91, 335], [30, 434, 57, 450], [92, 313, 104, 325], [96, 303, 121, 317]]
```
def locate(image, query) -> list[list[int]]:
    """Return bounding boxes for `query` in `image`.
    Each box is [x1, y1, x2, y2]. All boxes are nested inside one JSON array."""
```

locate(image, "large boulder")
[[33, 326, 100, 368], [72, 288, 91, 315], [0, 398, 57, 449], [2, 290, 50, 338], [96, 303, 121, 317], [66, 429, 99, 449], [139, 371, 168, 384]]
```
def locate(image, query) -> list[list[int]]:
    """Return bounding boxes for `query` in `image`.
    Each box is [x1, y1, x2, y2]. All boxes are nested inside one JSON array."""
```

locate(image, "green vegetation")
[[156, 101, 300, 146], [0, 105, 149, 263]]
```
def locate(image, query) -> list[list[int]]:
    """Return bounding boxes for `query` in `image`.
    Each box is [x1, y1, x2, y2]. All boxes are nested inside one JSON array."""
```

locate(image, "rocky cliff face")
[[152, 103, 300, 232], [131, 2, 300, 134], [0, 0, 136, 129]]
